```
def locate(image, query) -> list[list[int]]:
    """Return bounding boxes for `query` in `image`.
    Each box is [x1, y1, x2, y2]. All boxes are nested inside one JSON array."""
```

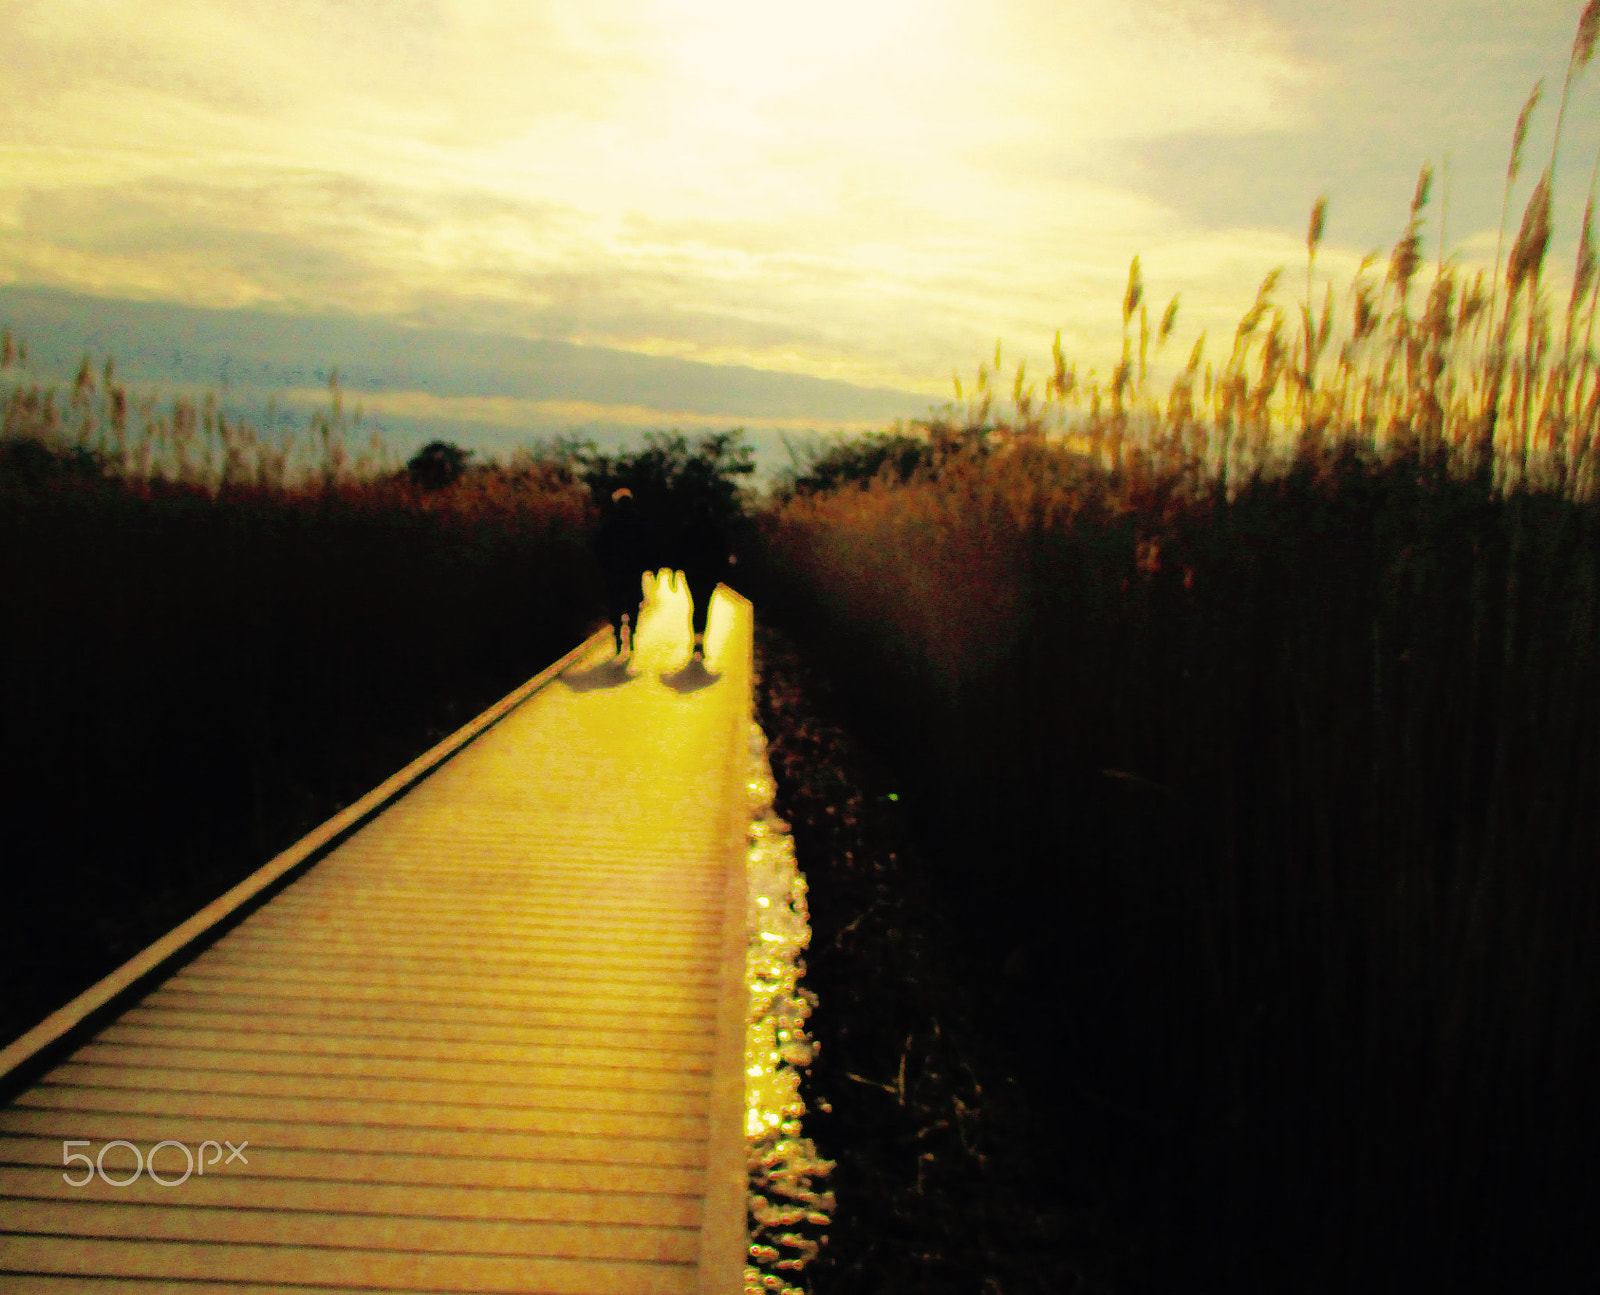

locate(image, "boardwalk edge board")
[[0, 626, 615, 1105], [698, 586, 759, 1295]]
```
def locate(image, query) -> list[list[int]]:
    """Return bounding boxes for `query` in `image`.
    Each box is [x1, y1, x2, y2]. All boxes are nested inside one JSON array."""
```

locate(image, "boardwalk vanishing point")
[[0, 574, 757, 1294]]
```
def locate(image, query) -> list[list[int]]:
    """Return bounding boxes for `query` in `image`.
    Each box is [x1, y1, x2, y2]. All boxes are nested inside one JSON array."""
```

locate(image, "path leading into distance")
[[0, 574, 753, 1294]]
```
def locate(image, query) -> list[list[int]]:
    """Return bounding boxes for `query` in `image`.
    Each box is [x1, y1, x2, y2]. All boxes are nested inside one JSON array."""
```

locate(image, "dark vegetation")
[[775, 429, 932, 500], [407, 439, 475, 491], [753, 623, 1126, 1295], [748, 445, 1600, 1291], [575, 427, 758, 554], [741, 15, 1600, 1285]]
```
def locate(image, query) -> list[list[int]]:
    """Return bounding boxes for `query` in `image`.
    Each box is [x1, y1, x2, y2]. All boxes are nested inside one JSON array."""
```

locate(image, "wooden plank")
[[0, 1133, 704, 1194], [181, 943, 722, 978], [0, 1108, 708, 1168], [81, 1023, 712, 1072], [0, 1164, 702, 1227], [697, 585, 759, 1295], [1, 1199, 699, 1263], [111, 1005, 716, 1052], [227, 914, 723, 944], [27, 1064, 712, 1116], [2, 1281, 485, 1295], [0, 1236, 696, 1294], [11, 1084, 708, 1140], [125, 988, 717, 1034], [60, 1044, 713, 1092], [244, 901, 724, 930], [163, 964, 723, 1004], [155, 970, 718, 1017], [212, 925, 723, 955]]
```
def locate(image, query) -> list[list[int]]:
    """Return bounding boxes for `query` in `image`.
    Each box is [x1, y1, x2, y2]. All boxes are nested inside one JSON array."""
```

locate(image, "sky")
[[1, 0, 1597, 487]]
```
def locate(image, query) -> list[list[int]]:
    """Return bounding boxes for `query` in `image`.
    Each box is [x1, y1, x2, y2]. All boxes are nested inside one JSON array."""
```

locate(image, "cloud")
[[300, 386, 910, 438], [0, 0, 648, 151], [14, 0, 1576, 414], [0, 283, 936, 415]]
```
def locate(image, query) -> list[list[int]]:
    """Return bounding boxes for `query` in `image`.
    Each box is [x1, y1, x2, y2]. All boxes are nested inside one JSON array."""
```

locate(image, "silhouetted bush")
[[573, 428, 757, 546], [407, 439, 474, 491], [772, 430, 934, 499]]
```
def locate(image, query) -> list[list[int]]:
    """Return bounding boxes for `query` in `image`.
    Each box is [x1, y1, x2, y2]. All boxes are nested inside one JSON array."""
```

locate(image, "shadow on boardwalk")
[[559, 657, 641, 692]]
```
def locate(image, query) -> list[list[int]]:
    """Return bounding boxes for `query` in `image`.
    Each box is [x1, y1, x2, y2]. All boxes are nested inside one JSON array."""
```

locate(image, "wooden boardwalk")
[[0, 575, 754, 1294]]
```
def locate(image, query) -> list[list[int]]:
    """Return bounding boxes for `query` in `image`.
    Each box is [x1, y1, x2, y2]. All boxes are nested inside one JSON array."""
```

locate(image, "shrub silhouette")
[[773, 429, 933, 499], [572, 428, 756, 556], [407, 440, 473, 491]]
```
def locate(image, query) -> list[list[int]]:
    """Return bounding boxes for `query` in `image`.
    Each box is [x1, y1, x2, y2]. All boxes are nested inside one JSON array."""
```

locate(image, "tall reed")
[[752, 9, 1600, 1288], [787, 4, 1600, 510]]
